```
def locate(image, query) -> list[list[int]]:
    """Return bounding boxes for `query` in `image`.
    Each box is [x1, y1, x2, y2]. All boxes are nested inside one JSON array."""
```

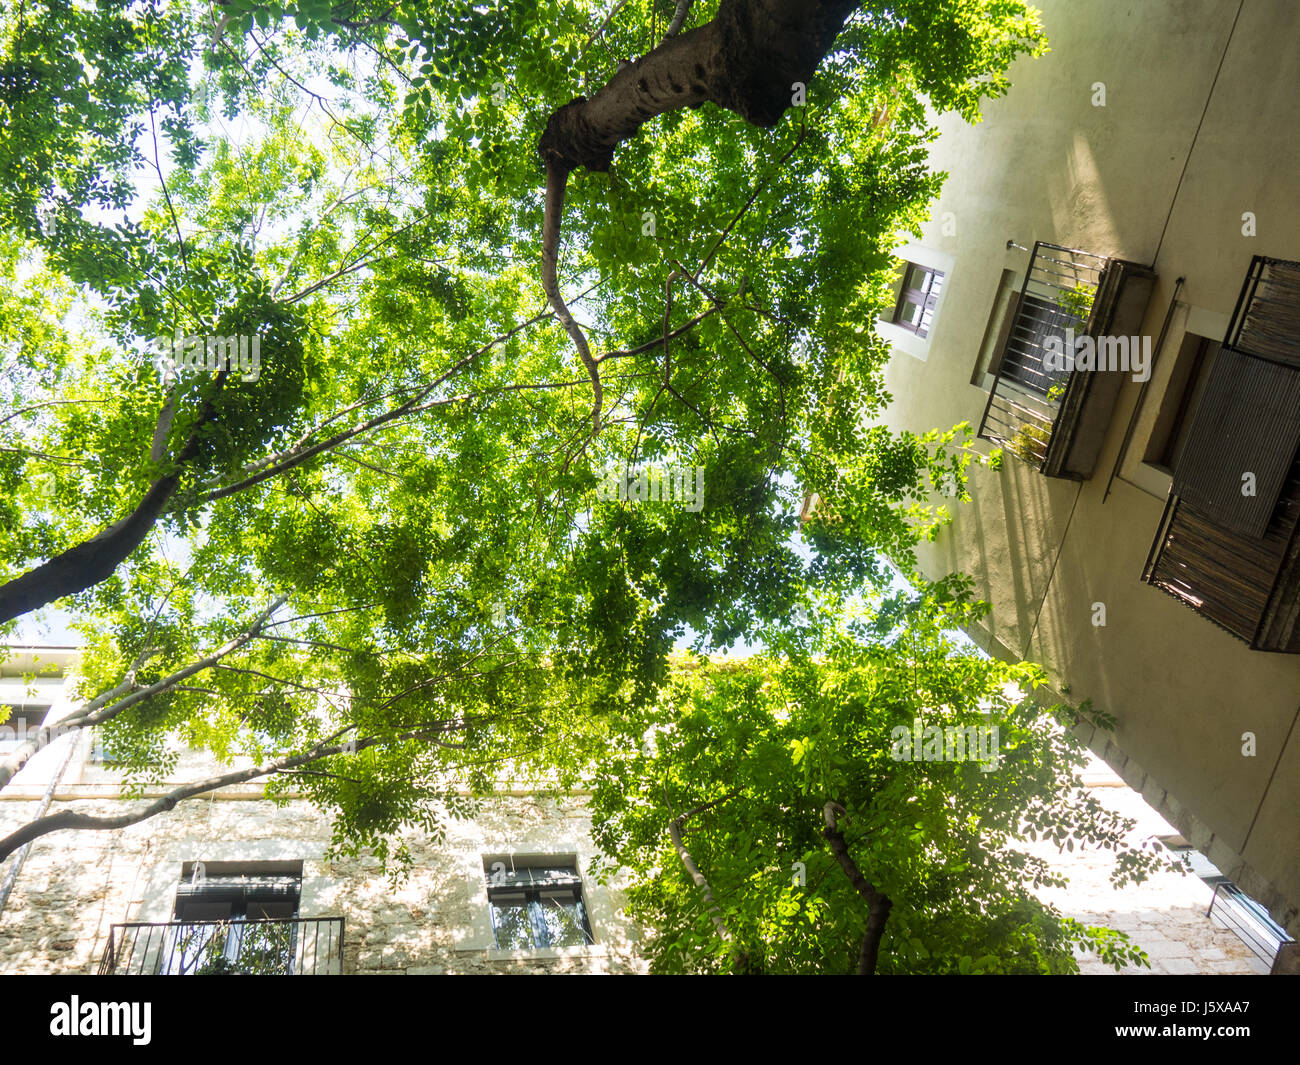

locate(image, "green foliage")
[[1056, 281, 1097, 324], [580, 585, 1165, 974], [1007, 418, 1052, 463], [0, 5, 1126, 982]]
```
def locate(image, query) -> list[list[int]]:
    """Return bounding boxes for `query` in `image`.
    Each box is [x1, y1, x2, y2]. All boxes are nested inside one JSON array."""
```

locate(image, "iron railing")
[[1206, 881, 1294, 968], [98, 916, 344, 975], [1226, 254, 1300, 366], [1142, 256, 1300, 652], [977, 242, 1108, 467]]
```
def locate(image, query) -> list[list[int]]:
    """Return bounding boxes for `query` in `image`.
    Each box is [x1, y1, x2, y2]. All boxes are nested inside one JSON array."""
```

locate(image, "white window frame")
[[876, 245, 955, 362], [459, 847, 616, 961]]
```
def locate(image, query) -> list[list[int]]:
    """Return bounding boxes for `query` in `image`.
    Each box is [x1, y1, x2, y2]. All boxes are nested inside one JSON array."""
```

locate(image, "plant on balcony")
[[1054, 281, 1097, 326], [1007, 420, 1053, 462]]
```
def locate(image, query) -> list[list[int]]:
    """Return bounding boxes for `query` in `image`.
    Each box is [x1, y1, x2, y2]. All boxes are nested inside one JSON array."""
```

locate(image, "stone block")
[[1138, 936, 1193, 960], [1187, 821, 1214, 853], [1205, 836, 1242, 879]]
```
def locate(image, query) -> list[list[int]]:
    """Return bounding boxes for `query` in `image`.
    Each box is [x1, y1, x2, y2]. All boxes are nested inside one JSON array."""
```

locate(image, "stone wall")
[[0, 785, 646, 976]]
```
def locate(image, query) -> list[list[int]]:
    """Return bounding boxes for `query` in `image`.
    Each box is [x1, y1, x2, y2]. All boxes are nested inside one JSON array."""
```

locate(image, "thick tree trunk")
[[539, 0, 860, 173], [538, 0, 860, 427], [0, 472, 181, 624], [0, 377, 228, 624]]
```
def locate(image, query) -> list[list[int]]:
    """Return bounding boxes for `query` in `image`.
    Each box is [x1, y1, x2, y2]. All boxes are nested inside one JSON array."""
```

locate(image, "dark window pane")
[[491, 902, 536, 949], [534, 898, 593, 948], [891, 263, 945, 336]]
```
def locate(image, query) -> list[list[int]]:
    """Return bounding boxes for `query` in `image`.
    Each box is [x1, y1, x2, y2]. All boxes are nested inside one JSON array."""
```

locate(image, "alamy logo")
[[50, 997, 151, 1045], [0, 719, 113, 761], [889, 717, 1000, 773], [1042, 328, 1151, 383], [151, 331, 261, 384], [595, 462, 705, 512]]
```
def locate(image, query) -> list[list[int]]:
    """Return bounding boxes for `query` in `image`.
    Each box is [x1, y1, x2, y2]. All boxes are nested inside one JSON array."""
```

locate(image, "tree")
[[0, 1, 1043, 869], [579, 583, 1168, 974]]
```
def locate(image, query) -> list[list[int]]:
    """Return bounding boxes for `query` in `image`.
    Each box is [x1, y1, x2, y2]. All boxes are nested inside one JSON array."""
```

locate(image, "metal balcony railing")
[[1206, 881, 1294, 968], [978, 242, 1107, 468], [98, 916, 344, 975], [1142, 256, 1300, 652]]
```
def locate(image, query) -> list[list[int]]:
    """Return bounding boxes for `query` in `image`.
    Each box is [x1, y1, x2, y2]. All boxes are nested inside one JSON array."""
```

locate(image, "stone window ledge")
[[454, 945, 609, 962]]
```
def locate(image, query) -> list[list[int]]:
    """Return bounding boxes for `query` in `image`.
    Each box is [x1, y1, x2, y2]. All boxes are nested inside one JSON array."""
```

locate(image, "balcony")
[[977, 241, 1155, 478], [98, 916, 345, 975], [1143, 256, 1300, 652]]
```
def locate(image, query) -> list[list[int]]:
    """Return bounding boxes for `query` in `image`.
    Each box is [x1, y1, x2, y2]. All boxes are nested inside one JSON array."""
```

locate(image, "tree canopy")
[[0, 0, 1172, 976], [581, 585, 1162, 974]]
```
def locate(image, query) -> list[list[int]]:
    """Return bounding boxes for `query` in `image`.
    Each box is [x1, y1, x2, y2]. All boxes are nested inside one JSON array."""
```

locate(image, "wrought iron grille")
[[1207, 881, 1294, 967], [98, 916, 344, 975], [977, 242, 1108, 467]]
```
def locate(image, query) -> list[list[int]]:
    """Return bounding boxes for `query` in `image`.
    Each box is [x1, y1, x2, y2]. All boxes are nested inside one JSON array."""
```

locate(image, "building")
[[877, 0, 1300, 947], [1, 644, 1284, 975], [0, 649, 643, 975]]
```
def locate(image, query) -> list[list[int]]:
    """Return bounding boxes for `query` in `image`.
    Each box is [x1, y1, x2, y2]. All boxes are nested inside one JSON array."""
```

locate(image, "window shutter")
[[1171, 345, 1300, 538]]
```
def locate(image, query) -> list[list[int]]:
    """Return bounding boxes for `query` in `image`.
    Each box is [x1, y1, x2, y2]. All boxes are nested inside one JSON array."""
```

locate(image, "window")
[[484, 858, 594, 950], [164, 861, 303, 974], [0, 705, 48, 751], [998, 292, 1079, 396], [88, 726, 127, 764], [1143, 331, 1216, 474], [972, 270, 1021, 386], [890, 261, 945, 338]]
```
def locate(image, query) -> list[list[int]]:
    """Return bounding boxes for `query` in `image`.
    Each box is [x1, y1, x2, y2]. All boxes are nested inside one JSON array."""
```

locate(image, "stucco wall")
[[877, 0, 1300, 934]]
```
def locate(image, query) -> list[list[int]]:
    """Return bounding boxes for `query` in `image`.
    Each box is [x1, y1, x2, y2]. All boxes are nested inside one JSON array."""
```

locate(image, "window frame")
[[483, 858, 595, 951], [890, 261, 946, 338], [1143, 331, 1216, 475], [165, 862, 304, 975], [0, 704, 50, 751]]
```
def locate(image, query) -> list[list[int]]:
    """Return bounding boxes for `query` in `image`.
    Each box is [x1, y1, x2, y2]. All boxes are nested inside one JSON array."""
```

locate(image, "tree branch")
[[0, 354, 234, 624], [0, 716, 463, 863], [666, 787, 748, 962], [199, 299, 576, 503], [664, 0, 694, 38], [0, 597, 286, 792], [823, 801, 891, 975], [668, 816, 733, 944], [541, 161, 603, 430], [537, 0, 851, 428]]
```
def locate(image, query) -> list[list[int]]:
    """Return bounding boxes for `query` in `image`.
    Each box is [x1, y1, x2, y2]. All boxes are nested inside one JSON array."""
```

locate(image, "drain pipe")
[[1102, 276, 1185, 503], [0, 729, 81, 918]]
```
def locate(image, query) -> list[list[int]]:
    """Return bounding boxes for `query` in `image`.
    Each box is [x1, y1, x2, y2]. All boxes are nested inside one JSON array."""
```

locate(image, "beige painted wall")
[[878, 0, 1300, 935]]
